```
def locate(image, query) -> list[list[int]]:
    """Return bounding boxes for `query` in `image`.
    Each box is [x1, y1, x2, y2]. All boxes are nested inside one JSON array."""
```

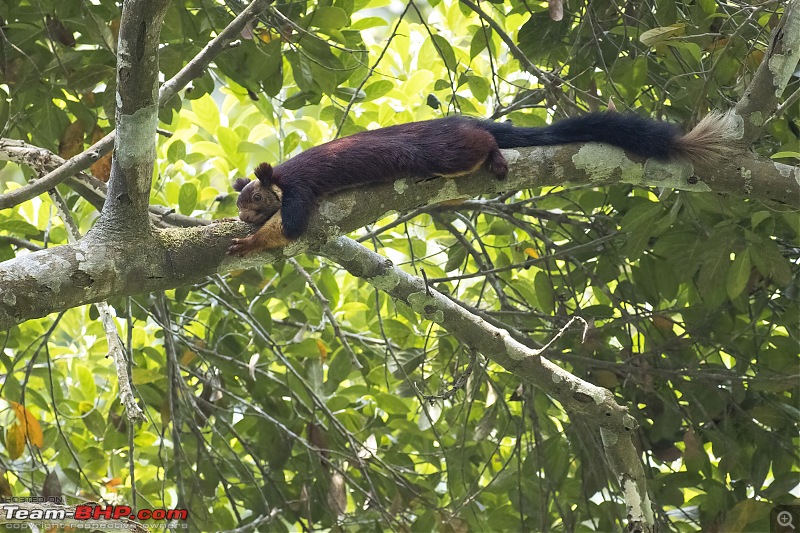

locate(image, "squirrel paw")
[[227, 236, 258, 256]]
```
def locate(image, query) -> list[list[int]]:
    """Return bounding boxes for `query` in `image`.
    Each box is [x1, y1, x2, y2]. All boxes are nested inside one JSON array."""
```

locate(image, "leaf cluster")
[[0, 0, 797, 531]]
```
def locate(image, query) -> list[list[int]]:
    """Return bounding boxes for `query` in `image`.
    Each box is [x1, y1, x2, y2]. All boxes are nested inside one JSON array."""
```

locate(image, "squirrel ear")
[[254, 162, 273, 184], [232, 178, 251, 192]]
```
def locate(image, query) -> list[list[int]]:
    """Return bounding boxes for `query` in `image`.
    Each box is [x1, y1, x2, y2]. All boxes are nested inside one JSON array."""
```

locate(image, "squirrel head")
[[234, 163, 282, 225]]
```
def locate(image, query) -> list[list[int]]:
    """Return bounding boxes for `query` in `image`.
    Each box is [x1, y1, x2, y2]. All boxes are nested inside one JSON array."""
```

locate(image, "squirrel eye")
[[253, 193, 262, 202]]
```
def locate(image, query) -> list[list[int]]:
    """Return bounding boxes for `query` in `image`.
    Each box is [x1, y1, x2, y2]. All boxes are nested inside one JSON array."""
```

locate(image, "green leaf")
[[698, 240, 731, 307], [283, 92, 310, 110], [216, 126, 240, 159], [309, 6, 350, 30], [0, 219, 40, 236], [517, 11, 569, 63], [334, 87, 366, 102], [639, 24, 686, 46], [178, 182, 198, 215], [444, 246, 467, 272], [750, 451, 771, 490], [750, 211, 772, 230], [666, 41, 702, 68], [167, 140, 186, 163], [326, 352, 354, 392], [620, 202, 662, 231], [318, 267, 340, 308], [534, 271, 555, 314], [466, 75, 490, 101], [751, 238, 792, 286], [285, 338, 324, 359], [770, 151, 800, 160], [76, 364, 97, 399], [431, 35, 457, 71], [131, 367, 164, 385], [185, 71, 214, 101], [82, 409, 106, 438], [726, 249, 750, 300], [469, 28, 490, 60], [189, 94, 220, 133], [363, 79, 394, 100], [350, 16, 388, 30], [376, 393, 410, 415]]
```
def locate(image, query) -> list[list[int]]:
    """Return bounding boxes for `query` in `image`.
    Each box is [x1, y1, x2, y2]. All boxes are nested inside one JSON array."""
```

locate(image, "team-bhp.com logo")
[[1, 501, 188, 526]]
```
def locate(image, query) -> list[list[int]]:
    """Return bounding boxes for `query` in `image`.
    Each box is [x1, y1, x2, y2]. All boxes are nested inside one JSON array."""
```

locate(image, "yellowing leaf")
[[327, 472, 347, 516], [104, 477, 123, 491], [8, 401, 25, 422], [0, 468, 11, 498], [22, 412, 43, 448], [592, 370, 619, 389], [8, 401, 44, 448], [523, 247, 539, 259], [59, 120, 85, 159], [722, 499, 764, 533], [5, 423, 25, 459], [652, 315, 673, 333], [316, 340, 328, 360], [256, 29, 281, 43], [90, 126, 112, 182], [180, 348, 197, 366]]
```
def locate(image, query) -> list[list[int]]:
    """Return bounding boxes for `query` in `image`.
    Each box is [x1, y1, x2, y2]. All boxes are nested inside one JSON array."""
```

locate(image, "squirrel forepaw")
[[227, 236, 258, 257]]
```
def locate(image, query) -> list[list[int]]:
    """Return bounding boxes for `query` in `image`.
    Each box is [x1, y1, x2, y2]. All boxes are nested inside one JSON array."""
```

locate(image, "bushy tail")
[[670, 111, 741, 165], [481, 111, 739, 164]]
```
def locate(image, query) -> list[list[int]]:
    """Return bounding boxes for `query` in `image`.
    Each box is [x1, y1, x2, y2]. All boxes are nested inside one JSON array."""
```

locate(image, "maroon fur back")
[[269, 116, 497, 194]]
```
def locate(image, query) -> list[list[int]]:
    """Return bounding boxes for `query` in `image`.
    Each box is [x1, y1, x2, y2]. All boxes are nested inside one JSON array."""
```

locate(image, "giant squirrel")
[[228, 112, 738, 256]]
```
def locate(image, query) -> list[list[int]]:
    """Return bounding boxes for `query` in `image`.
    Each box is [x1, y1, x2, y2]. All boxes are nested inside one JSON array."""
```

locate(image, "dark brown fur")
[[228, 117, 508, 255]]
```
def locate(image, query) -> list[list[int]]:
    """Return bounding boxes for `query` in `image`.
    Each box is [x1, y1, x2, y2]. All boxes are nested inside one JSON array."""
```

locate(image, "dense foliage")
[[0, 0, 797, 531]]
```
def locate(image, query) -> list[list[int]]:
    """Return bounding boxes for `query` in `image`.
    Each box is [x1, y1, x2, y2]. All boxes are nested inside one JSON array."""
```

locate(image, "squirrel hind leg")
[[486, 147, 508, 179]]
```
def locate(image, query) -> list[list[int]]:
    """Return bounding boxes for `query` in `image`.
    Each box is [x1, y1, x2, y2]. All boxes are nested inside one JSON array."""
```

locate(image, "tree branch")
[[0, 137, 209, 225], [0, 141, 794, 331], [0, 0, 272, 212], [97, 0, 170, 232], [735, 0, 800, 144]]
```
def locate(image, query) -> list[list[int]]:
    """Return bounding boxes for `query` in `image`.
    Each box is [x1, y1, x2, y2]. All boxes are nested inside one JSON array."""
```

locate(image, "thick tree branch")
[[51, 180, 145, 423], [0, 142, 795, 331], [735, 0, 800, 144], [98, 0, 170, 232], [0, 0, 272, 212], [318, 236, 654, 531]]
